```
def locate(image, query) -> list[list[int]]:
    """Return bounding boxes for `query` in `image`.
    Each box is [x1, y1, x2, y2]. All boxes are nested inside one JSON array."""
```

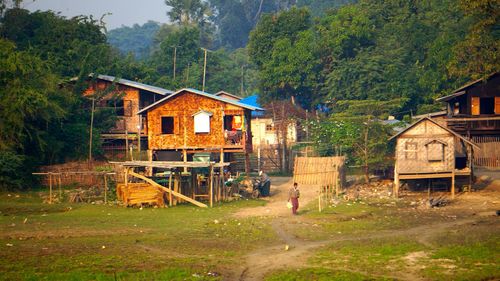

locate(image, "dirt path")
[[231, 177, 499, 281], [233, 177, 318, 218]]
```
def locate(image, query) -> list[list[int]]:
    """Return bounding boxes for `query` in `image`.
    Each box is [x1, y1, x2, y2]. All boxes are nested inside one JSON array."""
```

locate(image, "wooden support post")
[[146, 150, 153, 176], [427, 179, 431, 199], [125, 130, 129, 161], [104, 174, 108, 204], [209, 165, 214, 208], [58, 174, 62, 201], [451, 173, 455, 199], [168, 169, 173, 207], [318, 186, 322, 212], [173, 172, 179, 206], [49, 173, 53, 204], [245, 152, 251, 175], [393, 172, 399, 198], [124, 168, 129, 187], [183, 149, 188, 173], [220, 149, 224, 201]]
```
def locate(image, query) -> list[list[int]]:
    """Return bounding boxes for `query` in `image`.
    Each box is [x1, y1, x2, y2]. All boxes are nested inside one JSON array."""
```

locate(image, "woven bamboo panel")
[[472, 136, 500, 168], [293, 157, 344, 186], [396, 120, 455, 174]]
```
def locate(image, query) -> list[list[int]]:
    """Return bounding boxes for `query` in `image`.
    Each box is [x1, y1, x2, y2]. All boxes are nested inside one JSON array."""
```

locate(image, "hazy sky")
[[23, 0, 169, 30]]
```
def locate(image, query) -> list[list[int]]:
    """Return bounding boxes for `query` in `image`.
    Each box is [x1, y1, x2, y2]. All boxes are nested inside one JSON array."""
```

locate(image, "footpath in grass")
[[0, 191, 277, 280], [262, 197, 500, 281]]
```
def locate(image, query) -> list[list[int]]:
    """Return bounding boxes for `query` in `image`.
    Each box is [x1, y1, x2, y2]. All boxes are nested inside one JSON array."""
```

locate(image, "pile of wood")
[[117, 183, 165, 207]]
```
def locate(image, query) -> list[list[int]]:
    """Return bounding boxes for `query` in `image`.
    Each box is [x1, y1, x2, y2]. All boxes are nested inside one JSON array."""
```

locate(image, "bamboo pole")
[[104, 175, 108, 204], [209, 165, 214, 208], [168, 170, 173, 207], [318, 185, 322, 212], [58, 174, 62, 201], [49, 173, 53, 204]]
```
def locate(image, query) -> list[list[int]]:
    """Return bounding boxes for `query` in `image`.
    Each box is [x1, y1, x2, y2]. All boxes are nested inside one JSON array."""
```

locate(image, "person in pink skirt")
[[288, 182, 300, 215]]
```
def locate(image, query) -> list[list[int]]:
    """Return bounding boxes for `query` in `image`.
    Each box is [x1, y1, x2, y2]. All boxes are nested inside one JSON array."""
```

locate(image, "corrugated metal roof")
[[214, 91, 242, 101], [413, 110, 447, 119], [138, 88, 264, 114], [93, 74, 174, 96]]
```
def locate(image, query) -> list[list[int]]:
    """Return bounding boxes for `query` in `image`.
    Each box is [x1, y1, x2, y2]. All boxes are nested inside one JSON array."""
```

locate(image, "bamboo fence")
[[472, 136, 500, 168], [293, 156, 345, 212]]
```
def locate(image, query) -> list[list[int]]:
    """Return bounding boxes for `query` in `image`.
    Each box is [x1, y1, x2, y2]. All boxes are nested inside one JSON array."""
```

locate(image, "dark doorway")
[[480, 97, 494, 114]]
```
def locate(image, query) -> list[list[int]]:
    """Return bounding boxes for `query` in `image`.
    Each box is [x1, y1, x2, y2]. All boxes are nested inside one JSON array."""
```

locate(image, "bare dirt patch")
[[231, 175, 500, 281]]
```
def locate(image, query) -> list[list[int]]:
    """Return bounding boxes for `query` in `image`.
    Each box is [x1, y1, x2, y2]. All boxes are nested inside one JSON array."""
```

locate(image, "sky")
[[23, 0, 169, 30]]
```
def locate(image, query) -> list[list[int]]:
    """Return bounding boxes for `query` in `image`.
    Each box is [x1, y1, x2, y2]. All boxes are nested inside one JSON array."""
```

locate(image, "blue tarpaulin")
[[239, 95, 264, 117]]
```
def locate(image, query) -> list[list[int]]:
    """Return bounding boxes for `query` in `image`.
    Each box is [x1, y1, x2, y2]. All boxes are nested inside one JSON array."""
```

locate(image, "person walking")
[[288, 182, 300, 215]]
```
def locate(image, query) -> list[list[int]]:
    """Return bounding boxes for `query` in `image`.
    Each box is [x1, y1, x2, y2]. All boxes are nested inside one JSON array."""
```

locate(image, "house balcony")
[[445, 115, 500, 135], [224, 130, 252, 153]]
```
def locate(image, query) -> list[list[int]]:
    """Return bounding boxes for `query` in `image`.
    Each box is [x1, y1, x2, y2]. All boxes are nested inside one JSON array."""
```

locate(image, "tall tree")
[[448, 0, 500, 79], [248, 7, 318, 107], [165, 0, 210, 26]]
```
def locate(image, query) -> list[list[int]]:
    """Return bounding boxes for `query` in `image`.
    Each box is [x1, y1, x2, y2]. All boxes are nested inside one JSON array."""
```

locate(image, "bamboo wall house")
[[390, 117, 479, 198], [81, 74, 173, 159]]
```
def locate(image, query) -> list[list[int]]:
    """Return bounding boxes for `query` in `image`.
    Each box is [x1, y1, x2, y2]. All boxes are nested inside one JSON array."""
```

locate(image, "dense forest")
[[0, 0, 498, 188]]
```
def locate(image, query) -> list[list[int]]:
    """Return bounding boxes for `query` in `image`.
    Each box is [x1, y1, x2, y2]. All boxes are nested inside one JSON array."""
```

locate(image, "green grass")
[[265, 268, 392, 281], [286, 199, 421, 240], [6, 268, 220, 281], [1, 190, 499, 280], [0, 191, 276, 280], [309, 238, 426, 277], [421, 225, 500, 281]]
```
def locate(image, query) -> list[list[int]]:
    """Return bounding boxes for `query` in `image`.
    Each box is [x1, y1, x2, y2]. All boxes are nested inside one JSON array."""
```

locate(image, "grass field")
[[1, 184, 499, 281], [0, 191, 276, 280]]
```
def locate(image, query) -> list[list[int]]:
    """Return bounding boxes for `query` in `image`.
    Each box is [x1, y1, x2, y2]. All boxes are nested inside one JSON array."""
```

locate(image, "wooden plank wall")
[[472, 136, 500, 168], [293, 157, 344, 187]]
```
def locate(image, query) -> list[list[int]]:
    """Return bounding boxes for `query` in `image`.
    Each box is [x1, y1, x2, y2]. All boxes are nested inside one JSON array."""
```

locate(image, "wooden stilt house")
[[137, 88, 263, 165], [389, 117, 479, 198]]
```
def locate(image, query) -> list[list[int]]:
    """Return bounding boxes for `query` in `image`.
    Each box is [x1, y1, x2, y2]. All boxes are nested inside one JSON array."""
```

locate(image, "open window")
[[425, 140, 446, 162], [161, 116, 174, 134]]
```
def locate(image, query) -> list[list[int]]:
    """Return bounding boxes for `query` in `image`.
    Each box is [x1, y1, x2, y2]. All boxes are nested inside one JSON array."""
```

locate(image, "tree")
[[248, 7, 318, 107], [0, 8, 113, 78], [107, 21, 161, 60], [311, 99, 403, 182], [448, 0, 500, 79], [165, 0, 210, 26]]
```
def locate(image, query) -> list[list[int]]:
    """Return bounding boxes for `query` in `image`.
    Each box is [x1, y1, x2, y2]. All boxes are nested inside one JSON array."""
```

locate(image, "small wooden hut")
[[389, 117, 479, 198]]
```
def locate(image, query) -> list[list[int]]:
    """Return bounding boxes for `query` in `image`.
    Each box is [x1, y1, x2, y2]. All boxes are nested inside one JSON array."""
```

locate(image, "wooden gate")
[[472, 136, 500, 168]]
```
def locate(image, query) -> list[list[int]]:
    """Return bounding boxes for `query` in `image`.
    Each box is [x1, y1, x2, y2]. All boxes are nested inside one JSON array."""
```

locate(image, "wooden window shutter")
[[495, 97, 500, 114], [471, 97, 480, 115]]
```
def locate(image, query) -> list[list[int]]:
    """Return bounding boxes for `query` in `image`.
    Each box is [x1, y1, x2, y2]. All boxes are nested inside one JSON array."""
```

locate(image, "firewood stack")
[[117, 183, 165, 207]]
